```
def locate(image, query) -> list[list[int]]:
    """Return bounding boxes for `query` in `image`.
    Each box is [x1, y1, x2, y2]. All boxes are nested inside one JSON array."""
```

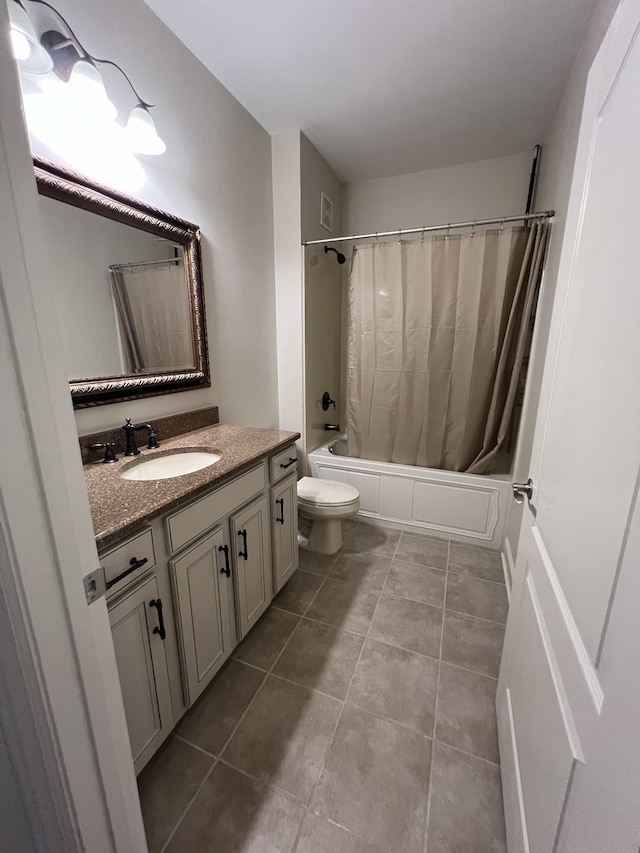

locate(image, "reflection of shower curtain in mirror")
[[347, 223, 549, 473], [110, 262, 194, 373]]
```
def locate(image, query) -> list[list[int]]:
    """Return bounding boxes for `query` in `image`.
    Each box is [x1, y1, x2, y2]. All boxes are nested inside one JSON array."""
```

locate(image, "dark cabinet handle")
[[105, 556, 148, 590], [275, 498, 284, 524], [218, 544, 231, 577], [238, 529, 248, 560], [280, 457, 296, 469], [149, 598, 166, 640]]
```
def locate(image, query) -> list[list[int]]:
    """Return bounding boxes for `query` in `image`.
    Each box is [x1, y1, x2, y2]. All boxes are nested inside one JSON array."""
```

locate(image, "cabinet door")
[[272, 473, 299, 593], [170, 528, 235, 705], [231, 495, 273, 638], [108, 575, 173, 774]]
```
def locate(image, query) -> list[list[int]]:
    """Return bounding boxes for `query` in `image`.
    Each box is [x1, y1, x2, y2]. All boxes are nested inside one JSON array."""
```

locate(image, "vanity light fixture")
[[7, 0, 52, 72], [8, 0, 166, 156]]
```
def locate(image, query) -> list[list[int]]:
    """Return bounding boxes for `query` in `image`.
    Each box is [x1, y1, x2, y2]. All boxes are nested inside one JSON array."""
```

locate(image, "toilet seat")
[[297, 476, 360, 507]]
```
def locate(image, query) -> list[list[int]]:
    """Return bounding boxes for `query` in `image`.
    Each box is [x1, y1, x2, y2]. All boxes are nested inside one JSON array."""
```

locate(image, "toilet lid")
[[297, 476, 360, 506]]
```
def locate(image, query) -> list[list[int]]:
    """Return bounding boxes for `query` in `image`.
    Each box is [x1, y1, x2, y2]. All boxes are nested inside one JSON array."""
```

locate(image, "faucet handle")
[[322, 391, 336, 411], [147, 429, 159, 450], [122, 418, 140, 456], [90, 442, 118, 463]]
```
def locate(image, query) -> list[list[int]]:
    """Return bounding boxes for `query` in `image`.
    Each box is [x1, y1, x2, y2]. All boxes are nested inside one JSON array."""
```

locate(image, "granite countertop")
[[84, 423, 300, 552]]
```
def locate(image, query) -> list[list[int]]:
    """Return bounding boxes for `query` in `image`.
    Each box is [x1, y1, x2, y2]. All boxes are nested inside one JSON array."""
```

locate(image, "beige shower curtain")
[[111, 261, 194, 373], [347, 223, 548, 473]]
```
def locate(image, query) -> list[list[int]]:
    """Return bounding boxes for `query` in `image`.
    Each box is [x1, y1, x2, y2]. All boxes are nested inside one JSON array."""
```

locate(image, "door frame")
[[499, 0, 638, 848], [0, 11, 147, 852]]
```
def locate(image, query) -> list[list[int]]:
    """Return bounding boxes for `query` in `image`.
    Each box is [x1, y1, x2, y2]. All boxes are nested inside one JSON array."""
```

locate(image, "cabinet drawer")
[[102, 528, 156, 601], [166, 464, 266, 554], [270, 445, 298, 484]]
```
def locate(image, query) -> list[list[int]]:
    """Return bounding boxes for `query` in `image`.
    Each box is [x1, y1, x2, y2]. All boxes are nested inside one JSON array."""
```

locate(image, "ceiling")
[[143, 0, 600, 184]]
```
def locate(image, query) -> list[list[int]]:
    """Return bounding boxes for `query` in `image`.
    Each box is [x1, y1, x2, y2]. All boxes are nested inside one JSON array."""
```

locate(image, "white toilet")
[[297, 476, 360, 555]]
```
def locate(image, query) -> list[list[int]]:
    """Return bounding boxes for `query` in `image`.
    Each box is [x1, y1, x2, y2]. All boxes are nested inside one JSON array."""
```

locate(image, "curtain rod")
[[109, 257, 183, 271], [303, 210, 555, 246]]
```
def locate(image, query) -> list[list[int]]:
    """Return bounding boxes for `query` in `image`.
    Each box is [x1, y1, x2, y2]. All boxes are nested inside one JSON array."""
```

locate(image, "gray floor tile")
[[427, 742, 506, 852], [137, 736, 214, 853], [273, 618, 364, 699], [347, 638, 438, 735], [330, 551, 392, 590], [296, 811, 389, 853], [233, 607, 300, 670], [435, 663, 499, 764], [175, 659, 265, 756], [384, 560, 446, 607], [299, 548, 341, 576], [441, 611, 505, 679], [222, 675, 341, 802], [343, 523, 401, 558], [369, 593, 442, 658], [274, 570, 325, 615], [311, 705, 432, 853], [446, 573, 508, 624], [448, 544, 504, 583], [342, 518, 361, 539], [306, 577, 381, 635], [395, 532, 448, 569], [165, 761, 305, 853]]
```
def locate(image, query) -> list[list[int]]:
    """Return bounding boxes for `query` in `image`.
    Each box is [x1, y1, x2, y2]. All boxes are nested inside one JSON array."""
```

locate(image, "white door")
[[497, 2, 640, 851], [0, 9, 147, 850]]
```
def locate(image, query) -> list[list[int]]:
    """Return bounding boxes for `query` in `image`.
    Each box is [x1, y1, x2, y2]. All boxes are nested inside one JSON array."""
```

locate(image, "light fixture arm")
[[22, 0, 155, 110], [89, 58, 154, 110]]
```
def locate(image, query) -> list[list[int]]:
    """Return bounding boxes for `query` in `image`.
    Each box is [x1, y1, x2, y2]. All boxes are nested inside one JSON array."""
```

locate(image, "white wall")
[[502, 0, 620, 569], [300, 133, 343, 244], [272, 131, 303, 440], [272, 132, 344, 452], [26, 0, 278, 435], [300, 134, 343, 454], [344, 151, 534, 234]]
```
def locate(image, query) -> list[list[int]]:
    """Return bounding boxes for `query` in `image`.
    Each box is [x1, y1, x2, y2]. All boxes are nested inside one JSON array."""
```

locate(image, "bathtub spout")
[[324, 423, 340, 431]]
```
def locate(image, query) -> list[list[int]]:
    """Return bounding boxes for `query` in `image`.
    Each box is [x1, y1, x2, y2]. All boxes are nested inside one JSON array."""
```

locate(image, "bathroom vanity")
[[83, 422, 299, 773]]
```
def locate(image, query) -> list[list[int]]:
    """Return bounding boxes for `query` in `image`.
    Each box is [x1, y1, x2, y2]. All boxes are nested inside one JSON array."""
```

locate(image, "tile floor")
[[138, 520, 509, 853]]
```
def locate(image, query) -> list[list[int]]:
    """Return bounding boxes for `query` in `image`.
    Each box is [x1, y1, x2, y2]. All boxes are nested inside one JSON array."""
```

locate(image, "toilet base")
[[298, 515, 345, 555]]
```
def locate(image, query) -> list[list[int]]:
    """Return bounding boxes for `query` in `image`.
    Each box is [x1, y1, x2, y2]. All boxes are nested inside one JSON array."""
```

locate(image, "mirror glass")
[[34, 157, 209, 407]]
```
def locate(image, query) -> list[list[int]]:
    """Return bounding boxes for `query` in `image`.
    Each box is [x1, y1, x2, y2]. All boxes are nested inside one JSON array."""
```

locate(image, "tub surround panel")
[[309, 440, 510, 549], [85, 422, 299, 551], [80, 406, 220, 465]]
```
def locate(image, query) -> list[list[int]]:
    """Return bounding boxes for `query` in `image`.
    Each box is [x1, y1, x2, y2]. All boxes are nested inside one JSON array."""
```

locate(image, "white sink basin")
[[121, 451, 221, 481]]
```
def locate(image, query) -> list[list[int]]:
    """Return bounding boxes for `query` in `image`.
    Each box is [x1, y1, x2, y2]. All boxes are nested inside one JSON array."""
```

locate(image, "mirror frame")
[[34, 155, 210, 408]]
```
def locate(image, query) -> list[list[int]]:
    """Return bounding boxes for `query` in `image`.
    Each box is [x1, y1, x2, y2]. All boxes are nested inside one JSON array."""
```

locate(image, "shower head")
[[325, 245, 346, 265]]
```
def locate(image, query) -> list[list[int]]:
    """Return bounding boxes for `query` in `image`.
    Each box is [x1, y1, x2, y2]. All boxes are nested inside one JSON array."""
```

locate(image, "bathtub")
[[307, 438, 512, 550]]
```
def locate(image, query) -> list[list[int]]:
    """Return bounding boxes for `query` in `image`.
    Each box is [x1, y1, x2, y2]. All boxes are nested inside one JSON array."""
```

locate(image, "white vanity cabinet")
[[269, 445, 299, 593], [170, 527, 236, 705], [271, 474, 298, 592], [108, 573, 174, 775], [231, 495, 273, 637], [164, 462, 272, 696], [102, 444, 298, 773]]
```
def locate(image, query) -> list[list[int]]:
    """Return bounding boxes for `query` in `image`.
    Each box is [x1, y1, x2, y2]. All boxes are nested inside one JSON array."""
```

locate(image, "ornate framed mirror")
[[34, 156, 209, 407]]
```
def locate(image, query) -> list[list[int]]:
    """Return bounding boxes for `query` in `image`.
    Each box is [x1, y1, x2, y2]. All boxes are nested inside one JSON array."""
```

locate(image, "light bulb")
[[8, 0, 53, 73], [11, 29, 30, 61], [125, 105, 166, 155], [67, 60, 117, 123]]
